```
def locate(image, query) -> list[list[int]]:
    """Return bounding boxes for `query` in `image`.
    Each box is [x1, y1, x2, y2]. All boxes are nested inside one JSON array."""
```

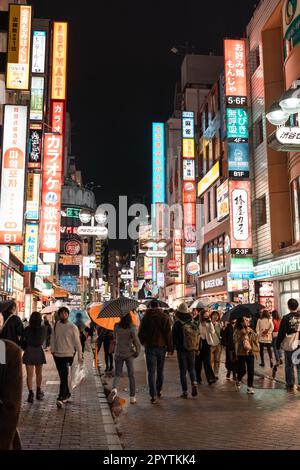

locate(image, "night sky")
[[29, 0, 258, 209]]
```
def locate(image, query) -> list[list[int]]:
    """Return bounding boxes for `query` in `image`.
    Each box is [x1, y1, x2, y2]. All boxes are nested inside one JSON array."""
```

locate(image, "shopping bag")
[[70, 363, 87, 389]]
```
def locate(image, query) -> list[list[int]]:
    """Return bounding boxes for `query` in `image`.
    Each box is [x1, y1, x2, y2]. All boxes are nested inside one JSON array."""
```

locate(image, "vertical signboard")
[[24, 223, 39, 272], [26, 173, 41, 221], [182, 112, 196, 254], [224, 39, 247, 106], [40, 134, 63, 252], [30, 76, 44, 121], [6, 5, 32, 90], [229, 180, 253, 256], [173, 229, 183, 284], [51, 101, 65, 134], [51, 22, 68, 100], [228, 142, 249, 178], [0, 106, 28, 244], [152, 123, 165, 205], [32, 31, 46, 74], [28, 124, 43, 169]]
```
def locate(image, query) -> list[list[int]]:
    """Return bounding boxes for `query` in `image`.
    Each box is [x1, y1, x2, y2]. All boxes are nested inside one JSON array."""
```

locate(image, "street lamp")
[[79, 208, 92, 224], [279, 87, 300, 114], [266, 102, 290, 126]]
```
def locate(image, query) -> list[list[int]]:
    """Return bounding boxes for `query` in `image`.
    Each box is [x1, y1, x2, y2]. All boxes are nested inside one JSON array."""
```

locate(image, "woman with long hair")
[[271, 310, 282, 365], [0, 300, 23, 346], [108, 312, 141, 404], [22, 311, 46, 403], [256, 310, 274, 368], [234, 315, 259, 394], [194, 310, 216, 385]]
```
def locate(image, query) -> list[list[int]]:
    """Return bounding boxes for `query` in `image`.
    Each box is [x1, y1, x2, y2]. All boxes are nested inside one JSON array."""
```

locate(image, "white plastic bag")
[[70, 363, 87, 389]]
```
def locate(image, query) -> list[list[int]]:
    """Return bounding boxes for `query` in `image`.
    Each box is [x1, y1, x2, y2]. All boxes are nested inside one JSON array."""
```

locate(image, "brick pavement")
[[101, 350, 300, 450], [19, 347, 122, 450]]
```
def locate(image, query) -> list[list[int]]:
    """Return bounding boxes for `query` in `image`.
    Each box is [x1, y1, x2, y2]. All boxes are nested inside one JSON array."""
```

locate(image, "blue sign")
[[152, 123, 165, 205], [226, 108, 248, 141], [230, 258, 254, 280], [228, 142, 249, 178], [59, 275, 78, 294]]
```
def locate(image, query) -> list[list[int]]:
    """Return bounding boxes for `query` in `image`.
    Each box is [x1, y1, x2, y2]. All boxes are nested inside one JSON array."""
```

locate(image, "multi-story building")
[[247, 0, 300, 314]]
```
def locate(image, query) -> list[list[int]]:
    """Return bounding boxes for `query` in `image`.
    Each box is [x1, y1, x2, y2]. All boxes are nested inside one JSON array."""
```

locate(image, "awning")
[[53, 287, 69, 299]]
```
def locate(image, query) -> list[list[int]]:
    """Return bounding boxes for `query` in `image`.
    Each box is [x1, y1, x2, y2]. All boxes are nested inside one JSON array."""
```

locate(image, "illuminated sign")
[[40, 134, 63, 253], [28, 125, 43, 169], [24, 223, 39, 272], [186, 262, 200, 276], [13, 271, 24, 291], [152, 123, 165, 204], [144, 256, 153, 279], [64, 239, 81, 255], [0, 246, 9, 265], [52, 22, 68, 100], [229, 180, 253, 256], [226, 108, 248, 142], [65, 207, 80, 218], [183, 181, 196, 254], [230, 257, 254, 280], [254, 253, 300, 279], [157, 272, 165, 288], [197, 161, 220, 197], [26, 173, 40, 221], [224, 39, 247, 106], [11, 245, 23, 262], [6, 5, 32, 90], [182, 113, 194, 139], [43, 252, 56, 263], [283, 0, 300, 57], [228, 143, 249, 179], [145, 250, 167, 258], [59, 254, 82, 266], [182, 139, 195, 158], [30, 76, 44, 121], [276, 126, 300, 146], [0, 106, 27, 245], [51, 100, 65, 135], [37, 264, 52, 277], [183, 159, 195, 181], [32, 30, 46, 74], [217, 179, 229, 221]]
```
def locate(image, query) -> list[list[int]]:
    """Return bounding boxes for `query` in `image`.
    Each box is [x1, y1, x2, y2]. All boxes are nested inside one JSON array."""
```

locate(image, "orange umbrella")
[[87, 303, 138, 330]]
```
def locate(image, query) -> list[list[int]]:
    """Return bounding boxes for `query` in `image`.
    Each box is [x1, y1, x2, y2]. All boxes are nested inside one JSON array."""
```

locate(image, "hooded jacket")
[[277, 311, 300, 350], [172, 312, 194, 353], [138, 308, 173, 351]]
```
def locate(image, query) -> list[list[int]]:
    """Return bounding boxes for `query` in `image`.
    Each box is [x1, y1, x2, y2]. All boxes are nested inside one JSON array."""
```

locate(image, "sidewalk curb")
[[92, 359, 123, 450]]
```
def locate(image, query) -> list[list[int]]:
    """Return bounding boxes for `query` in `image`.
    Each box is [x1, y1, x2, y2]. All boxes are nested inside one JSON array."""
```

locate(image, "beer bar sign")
[[28, 125, 43, 169]]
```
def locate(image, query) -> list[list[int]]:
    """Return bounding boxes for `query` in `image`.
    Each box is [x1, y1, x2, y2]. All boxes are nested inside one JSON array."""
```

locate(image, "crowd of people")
[[1, 296, 300, 449]]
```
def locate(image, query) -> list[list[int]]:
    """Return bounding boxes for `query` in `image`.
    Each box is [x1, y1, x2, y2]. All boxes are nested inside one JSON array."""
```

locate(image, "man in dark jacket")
[[0, 339, 23, 449], [277, 298, 300, 391], [138, 299, 173, 403], [172, 303, 198, 398]]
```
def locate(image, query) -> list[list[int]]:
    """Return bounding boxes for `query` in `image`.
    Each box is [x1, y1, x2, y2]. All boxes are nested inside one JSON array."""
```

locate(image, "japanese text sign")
[[229, 180, 253, 254], [224, 39, 247, 105], [24, 223, 39, 272], [40, 134, 63, 252], [226, 108, 248, 142], [52, 22, 68, 100], [30, 76, 44, 121], [51, 100, 65, 135], [152, 123, 165, 204], [32, 31, 46, 74], [26, 173, 41, 221], [0, 106, 28, 245], [28, 125, 43, 169]]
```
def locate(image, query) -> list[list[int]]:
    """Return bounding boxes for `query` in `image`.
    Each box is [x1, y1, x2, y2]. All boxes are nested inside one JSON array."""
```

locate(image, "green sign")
[[254, 254, 300, 279], [66, 207, 80, 218], [226, 108, 248, 142], [230, 257, 254, 280]]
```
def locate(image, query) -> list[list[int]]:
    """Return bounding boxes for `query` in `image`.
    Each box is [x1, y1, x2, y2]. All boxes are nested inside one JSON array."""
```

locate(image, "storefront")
[[165, 284, 184, 307], [13, 270, 24, 317], [198, 270, 228, 300], [227, 276, 254, 304], [254, 253, 300, 315]]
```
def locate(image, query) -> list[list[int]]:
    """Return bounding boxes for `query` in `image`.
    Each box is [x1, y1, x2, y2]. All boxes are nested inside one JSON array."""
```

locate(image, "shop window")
[[292, 177, 300, 242], [208, 242, 214, 272], [219, 235, 225, 268], [253, 117, 264, 148], [279, 280, 300, 316], [213, 239, 218, 270], [255, 195, 267, 228], [205, 103, 209, 130], [207, 191, 211, 223]]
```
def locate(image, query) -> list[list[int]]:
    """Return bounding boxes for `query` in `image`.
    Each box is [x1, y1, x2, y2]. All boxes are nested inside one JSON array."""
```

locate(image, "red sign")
[[167, 260, 177, 271], [64, 239, 81, 255], [229, 180, 253, 255], [40, 134, 63, 252], [183, 182, 196, 251], [224, 39, 247, 100], [51, 100, 65, 135], [173, 229, 182, 284]]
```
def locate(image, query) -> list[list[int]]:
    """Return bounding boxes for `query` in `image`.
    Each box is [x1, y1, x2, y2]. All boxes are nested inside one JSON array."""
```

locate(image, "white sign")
[[217, 179, 229, 221], [83, 256, 90, 277], [0, 105, 27, 245], [157, 272, 165, 288], [231, 188, 249, 241], [276, 127, 300, 146], [36, 264, 52, 277], [43, 252, 56, 263], [183, 159, 195, 181], [0, 246, 10, 265], [78, 226, 108, 238], [13, 271, 24, 291], [89, 262, 97, 269], [182, 116, 194, 138], [26, 173, 40, 220], [146, 250, 168, 258], [120, 274, 132, 280], [32, 31, 46, 74], [202, 277, 224, 290]]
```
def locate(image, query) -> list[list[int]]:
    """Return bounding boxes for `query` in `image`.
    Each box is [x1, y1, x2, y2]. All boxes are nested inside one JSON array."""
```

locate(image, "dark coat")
[[172, 312, 194, 353], [0, 314, 24, 346], [0, 339, 22, 450], [277, 312, 300, 349], [138, 308, 173, 351], [222, 323, 235, 351]]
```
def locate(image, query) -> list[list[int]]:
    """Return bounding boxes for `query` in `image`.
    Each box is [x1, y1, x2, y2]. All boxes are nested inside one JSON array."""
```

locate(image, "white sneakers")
[[247, 388, 255, 395], [130, 396, 136, 404], [108, 388, 118, 403]]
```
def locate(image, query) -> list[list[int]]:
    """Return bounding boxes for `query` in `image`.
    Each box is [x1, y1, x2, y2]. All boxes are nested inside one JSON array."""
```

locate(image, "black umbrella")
[[143, 298, 169, 309], [222, 303, 262, 324], [97, 297, 140, 319]]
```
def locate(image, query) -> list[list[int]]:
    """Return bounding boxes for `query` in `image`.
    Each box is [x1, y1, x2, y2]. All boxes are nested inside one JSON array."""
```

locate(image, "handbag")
[[281, 332, 299, 352]]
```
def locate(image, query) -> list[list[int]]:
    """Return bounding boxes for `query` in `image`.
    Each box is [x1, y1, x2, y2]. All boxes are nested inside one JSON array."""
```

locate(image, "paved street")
[[19, 348, 121, 450], [102, 351, 300, 451]]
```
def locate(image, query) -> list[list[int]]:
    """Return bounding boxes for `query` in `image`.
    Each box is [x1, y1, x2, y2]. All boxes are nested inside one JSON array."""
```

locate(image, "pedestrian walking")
[[22, 312, 46, 403], [256, 310, 274, 368], [97, 327, 114, 372], [172, 303, 198, 398], [0, 300, 24, 347], [138, 299, 173, 404], [108, 312, 141, 404], [210, 311, 222, 379], [271, 310, 282, 365], [222, 318, 237, 380], [277, 298, 300, 392], [50, 307, 82, 408], [0, 339, 22, 450], [194, 310, 217, 385], [234, 315, 259, 394], [74, 312, 89, 356], [43, 315, 52, 350]]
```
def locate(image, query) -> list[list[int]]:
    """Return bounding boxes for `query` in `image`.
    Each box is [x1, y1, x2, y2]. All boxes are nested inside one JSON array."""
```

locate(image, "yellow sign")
[[6, 5, 32, 90], [52, 22, 68, 100], [198, 161, 220, 197], [11, 245, 24, 263], [182, 139, 195, 158]]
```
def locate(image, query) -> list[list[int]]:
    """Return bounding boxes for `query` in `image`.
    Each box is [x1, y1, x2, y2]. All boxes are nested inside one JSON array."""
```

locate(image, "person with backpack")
[[172, 303, 198, 398], [0, 301, 24, 347], [277, 298, 300, 392], [233, 315, 259, 394]]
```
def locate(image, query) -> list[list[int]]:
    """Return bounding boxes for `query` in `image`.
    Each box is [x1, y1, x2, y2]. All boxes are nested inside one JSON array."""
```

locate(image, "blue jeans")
[[112, 356, 135, 397], [145, 347, 166, 398], [272, 337, 282, 364], [177, 351, 197, 392], [285, 351, 300, 387]]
